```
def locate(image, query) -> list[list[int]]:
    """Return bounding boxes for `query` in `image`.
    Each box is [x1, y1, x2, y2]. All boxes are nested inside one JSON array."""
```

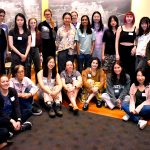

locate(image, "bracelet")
[[17, 118, 22, 123], [17, 118, 21, 121]]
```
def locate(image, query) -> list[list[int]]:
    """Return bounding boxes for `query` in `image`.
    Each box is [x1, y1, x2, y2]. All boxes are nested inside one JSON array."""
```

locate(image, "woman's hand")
[[11, 119, 21, 131], [130, 108, 136, 114], [15, 121, 21, 131], [102, 55, 105, 62], [18, 93, 32, 99], [116, 99, 121, 108], [92, 86, 99, 94], [64, 84, 73, 92], [131, 46, 136, 56], [20, 54, 26, 62], [73, 80, 80, 88], [116, 54, 120, 61]]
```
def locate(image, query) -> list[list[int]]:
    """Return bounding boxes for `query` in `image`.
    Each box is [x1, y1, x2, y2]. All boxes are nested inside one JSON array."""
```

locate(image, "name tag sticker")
[[10, 96, 15, 101], [72, 77, 76, 81], [51, 79, 55, 83], [115, 90, 119, 93], [81, 34, 85, 38], [17, 37, 22, 40], [142, 93, 146, 97], [2, 28, 6, 31], [128, 32, 133, 36], [87, 74, 91, 78]]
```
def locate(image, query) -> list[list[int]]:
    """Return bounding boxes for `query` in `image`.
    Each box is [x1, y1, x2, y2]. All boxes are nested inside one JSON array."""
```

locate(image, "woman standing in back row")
[[135, 17, 150, 70], [102, 15, 119, 73], [8, 13, 31, 77], [91, 11, 105, 61], [115, 11, 136, 83], [38, 9, 57, 67], [56, 12, 76, 74], [28, 18, 41, 84], [75, 15, 95, 73]]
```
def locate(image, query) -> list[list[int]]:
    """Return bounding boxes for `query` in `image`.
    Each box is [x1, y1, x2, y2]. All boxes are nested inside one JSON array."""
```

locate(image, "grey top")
[[106, 73, 130, 104], [60, 70, 81, 84]]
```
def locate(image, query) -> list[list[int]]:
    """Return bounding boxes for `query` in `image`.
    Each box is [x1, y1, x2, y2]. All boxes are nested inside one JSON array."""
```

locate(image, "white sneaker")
[[105, 99, 115, 110], [138, 120, 147, 130], [122, 114, 130, 121], [9, 132, 14, 138]]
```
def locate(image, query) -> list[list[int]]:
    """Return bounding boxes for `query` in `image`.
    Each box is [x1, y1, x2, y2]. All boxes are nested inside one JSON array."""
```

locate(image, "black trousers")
[[57, 49, 69, 74], [11, 52, 30, 77], [0, 109, 32, 132], [0, 50, 6, 75], [42, 39, 56, 68], [119, 45, 135, 83], [28, 47, 41, 83], [0, 128, 9, 143]]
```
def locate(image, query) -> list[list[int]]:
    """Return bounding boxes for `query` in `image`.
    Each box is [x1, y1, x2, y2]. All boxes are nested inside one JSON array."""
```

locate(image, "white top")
[[10, 77, 38, 95], [136, 32, 150, 56], [31, 31, 36, 47]]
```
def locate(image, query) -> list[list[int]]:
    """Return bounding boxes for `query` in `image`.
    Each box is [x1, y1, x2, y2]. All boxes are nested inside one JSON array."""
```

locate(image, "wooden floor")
[[64, 100, 125, 118], [31, 68, 150, 125]]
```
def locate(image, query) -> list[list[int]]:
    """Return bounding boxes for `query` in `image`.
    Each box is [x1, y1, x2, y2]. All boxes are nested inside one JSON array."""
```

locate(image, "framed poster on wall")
[[0, 0, 41, 29], [48, 0, 131, 27]]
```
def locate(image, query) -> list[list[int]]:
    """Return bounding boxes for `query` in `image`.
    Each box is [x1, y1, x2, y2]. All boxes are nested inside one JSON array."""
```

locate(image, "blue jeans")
[[19, 87, 33, 112], [77, 54, 91, 73], [122, 102, 150, 123]]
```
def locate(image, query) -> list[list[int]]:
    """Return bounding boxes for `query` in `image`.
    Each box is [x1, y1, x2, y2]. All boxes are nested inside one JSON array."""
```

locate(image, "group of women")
[[0, 7, 150, 149]]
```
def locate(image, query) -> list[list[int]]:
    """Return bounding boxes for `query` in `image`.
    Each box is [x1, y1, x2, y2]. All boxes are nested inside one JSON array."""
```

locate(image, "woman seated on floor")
[[101, 62, 130, 109], [0, 75, 32, 138], [9, 65, 42, 116], [82, 57, 105, 111], [122, 68, 150, 130], [61, 60, 82, 115], [37, 56, 63, 118]]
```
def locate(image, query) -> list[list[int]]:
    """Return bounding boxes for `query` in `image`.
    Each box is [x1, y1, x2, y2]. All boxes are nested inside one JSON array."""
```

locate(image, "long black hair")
[[62, 12, 72, 20], [14, 13, 28, 34], [108, 15, 119, 31], [79, 15, 92, 34], [137, 17, 150, 36], [43, 56, 57, 79], [91, 11, 104, 32], [134, 68, 149, 86], [111, 61, 127, 85]]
